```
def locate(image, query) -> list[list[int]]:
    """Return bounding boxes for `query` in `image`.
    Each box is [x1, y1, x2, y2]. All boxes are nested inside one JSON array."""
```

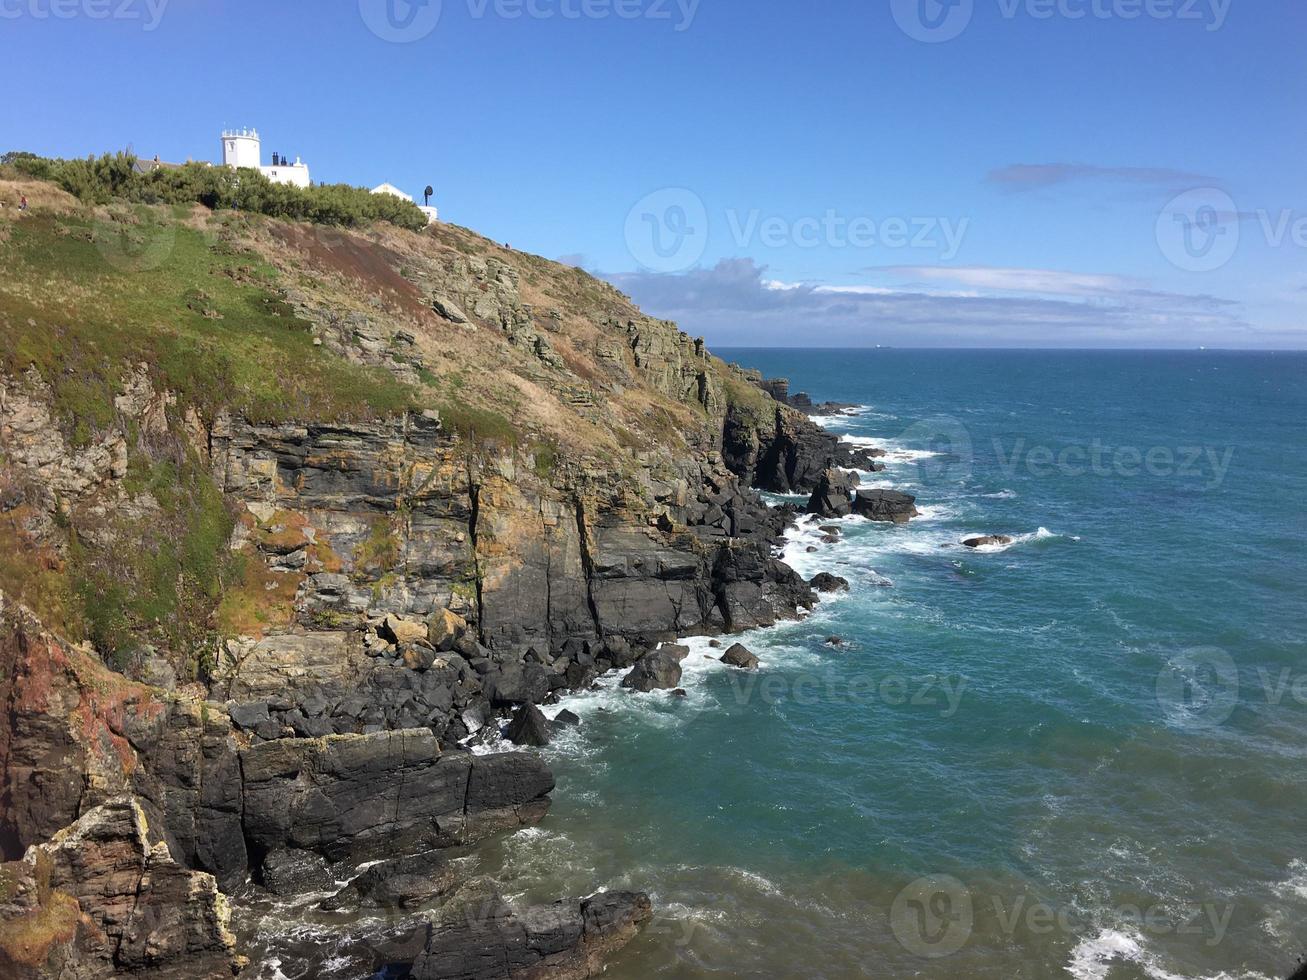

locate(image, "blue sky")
[[4, 0, 1304, 347]]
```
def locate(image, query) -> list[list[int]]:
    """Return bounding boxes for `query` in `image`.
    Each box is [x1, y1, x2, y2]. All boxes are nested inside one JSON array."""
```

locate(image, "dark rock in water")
[[482, 662, 551, 706], [809, 572, 850, 593], [410, 881, 652, 980], [621, 650, 683, 692], [554, 709, 582, 727], [240, 730, 554, 863], [323, 850, 459, 911], [825, 636, 846, 648], [806, 467, 859, 518], [506, 703, 551, 747], [852, 489, 918, 524], [708, 639, 723, 649], [261, 847, 336, 896], [806, 546, 819, 553], [819, 525, 842, 536], [671, 689, 688, 698], [963, 535, 1014, 548], [721, 643, 761, 670], [658, 644, 691, 663]]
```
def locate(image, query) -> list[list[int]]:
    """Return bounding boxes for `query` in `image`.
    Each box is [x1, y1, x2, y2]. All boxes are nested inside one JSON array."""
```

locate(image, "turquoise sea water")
[[478, 350, 1307, 980]]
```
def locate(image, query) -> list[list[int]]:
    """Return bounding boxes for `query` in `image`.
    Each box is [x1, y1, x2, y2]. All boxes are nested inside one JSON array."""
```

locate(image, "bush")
[[2, 150, 429, 232]]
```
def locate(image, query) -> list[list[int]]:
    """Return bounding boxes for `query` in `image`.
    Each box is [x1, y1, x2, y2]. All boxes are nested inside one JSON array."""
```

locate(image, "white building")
[[371, 182, 412, 203], [221, 128, 311, 188], [372, 182, 439, 225]]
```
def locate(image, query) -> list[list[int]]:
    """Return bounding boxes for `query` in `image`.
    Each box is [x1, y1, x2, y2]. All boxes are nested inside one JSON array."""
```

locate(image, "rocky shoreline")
[[0, 194, 910, 979]]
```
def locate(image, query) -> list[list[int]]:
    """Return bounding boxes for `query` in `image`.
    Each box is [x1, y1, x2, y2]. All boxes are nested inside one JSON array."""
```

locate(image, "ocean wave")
[[982, 489, 1018, 499], [964, 527, 1075, 553], [1067, 927, 1273, 980]]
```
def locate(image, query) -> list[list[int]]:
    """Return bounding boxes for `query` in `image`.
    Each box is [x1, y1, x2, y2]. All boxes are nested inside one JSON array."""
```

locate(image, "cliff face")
[[0, 181, 856, 977]]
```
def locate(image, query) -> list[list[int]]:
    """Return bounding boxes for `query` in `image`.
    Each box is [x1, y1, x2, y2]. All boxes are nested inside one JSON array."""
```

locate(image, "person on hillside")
[[18, 195, 27, 212]]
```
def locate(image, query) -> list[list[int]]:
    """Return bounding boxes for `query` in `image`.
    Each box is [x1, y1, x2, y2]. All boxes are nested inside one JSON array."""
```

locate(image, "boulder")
[[505, 703, 552, 748], [554, 709, 582, 727], [427, 607, 468, 651], [261, 847, 335, 896], [809, 572, 850, 593], [963, 535, 1014, 549], [482, 662, 550, 706], [323, 851, 459, 911], [720, 643, 761, 670], [621, 650, 683, 693], [806, 468, 858, 518], [852, 489, 918, 524], [381, 614, 429, 647]]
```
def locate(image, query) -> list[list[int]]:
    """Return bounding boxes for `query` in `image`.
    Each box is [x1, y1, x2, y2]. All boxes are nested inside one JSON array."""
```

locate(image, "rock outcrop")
[[0, 797, 241, 980], [411, 883, 653, 980], [807, 467, 859, 517], [852, 489, 919, 524]]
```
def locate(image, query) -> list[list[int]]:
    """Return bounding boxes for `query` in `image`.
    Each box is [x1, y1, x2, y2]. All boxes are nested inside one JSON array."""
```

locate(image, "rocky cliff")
[[0, 177, 866, 977]]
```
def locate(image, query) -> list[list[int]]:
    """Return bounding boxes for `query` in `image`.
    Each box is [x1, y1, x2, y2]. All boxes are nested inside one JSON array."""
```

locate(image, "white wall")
[[261, 164, 312, 189], [222, 133, 262, 170]]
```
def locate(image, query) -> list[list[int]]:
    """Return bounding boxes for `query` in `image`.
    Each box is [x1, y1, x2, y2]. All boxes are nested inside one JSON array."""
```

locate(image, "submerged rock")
[[963, 535, 1014, 549]]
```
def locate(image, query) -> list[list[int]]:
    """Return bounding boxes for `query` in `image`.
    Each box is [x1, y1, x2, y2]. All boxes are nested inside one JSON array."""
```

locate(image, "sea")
[[472, 349, 1307, 980]]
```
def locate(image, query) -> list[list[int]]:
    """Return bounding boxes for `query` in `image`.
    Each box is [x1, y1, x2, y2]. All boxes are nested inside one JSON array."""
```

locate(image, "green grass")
[[437, 400, 519, 446], [0, 206, 415, 445], [69, 451, 236, 677]]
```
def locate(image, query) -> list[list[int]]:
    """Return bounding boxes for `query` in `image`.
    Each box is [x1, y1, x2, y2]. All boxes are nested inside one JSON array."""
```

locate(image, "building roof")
[[371, 183, 413, 202]]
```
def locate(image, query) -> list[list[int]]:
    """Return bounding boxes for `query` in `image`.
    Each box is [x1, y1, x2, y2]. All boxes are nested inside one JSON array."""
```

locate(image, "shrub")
[[2, 150, 429, 232]]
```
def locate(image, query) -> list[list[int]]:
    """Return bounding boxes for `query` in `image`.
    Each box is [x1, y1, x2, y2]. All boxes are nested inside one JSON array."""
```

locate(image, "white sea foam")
[[1067, 927, 1274, 980], [963, 527, 1071, 553], [983, 489, 1018, 499]]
